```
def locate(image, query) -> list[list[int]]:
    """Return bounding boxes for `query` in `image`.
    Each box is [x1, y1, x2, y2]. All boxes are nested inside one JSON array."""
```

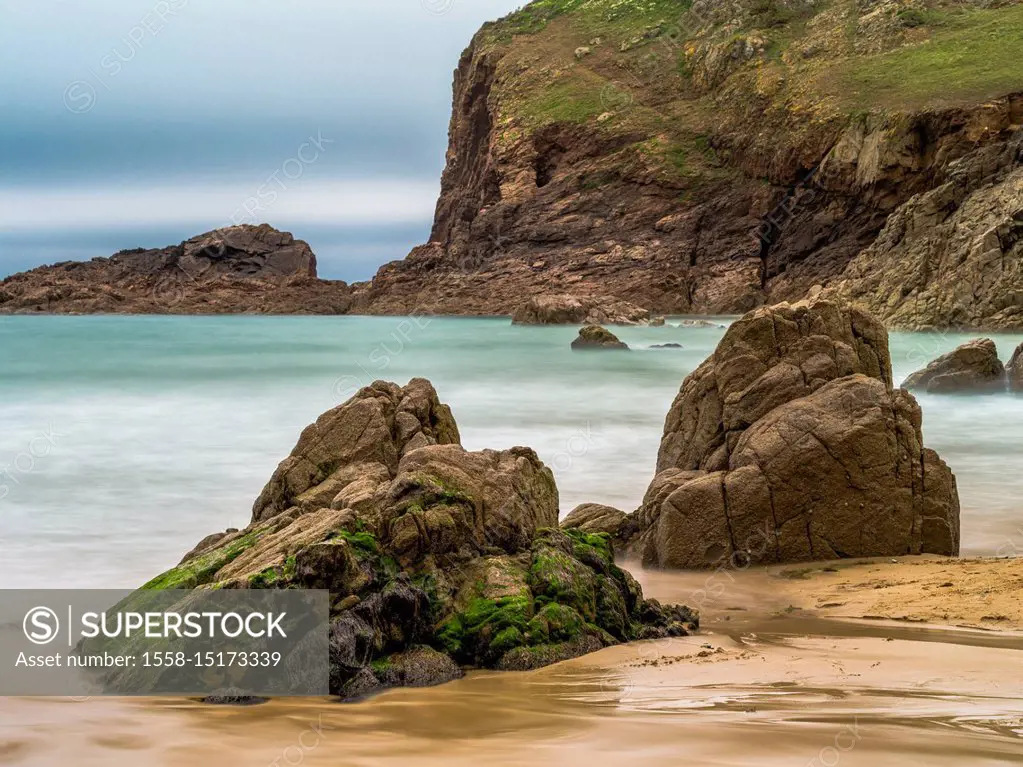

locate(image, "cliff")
[[0, 225, 352, 315], [353, 0, 1023, 328]]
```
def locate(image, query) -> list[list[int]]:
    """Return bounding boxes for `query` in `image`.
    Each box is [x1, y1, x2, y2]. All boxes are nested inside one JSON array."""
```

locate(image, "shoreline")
[[4, 555, 1022, 766], [2, 311, 1022, 335]]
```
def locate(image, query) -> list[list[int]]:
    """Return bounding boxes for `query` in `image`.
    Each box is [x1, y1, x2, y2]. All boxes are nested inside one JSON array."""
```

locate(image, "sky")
[[0, 0, 526, 280]]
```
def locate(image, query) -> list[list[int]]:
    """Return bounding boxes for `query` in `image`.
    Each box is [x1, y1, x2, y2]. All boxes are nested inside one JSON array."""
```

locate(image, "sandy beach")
[[3, 556, 1021, 767]]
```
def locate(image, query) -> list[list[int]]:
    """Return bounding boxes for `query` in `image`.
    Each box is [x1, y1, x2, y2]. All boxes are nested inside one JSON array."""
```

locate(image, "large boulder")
[[903, 339, 1007, 394], [142, 379, 698, 700], [656, 297, 892, 474], [1008, 342, 1023, 393], [630, 298, 960, 568], [512, 294, 651, 325], [571, 325, 629, 350]]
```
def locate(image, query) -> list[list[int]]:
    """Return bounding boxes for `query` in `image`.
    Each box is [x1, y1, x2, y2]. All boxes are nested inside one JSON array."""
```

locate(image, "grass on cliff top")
[[840, 4, 1023, 108], [489, 0, 692, 41]]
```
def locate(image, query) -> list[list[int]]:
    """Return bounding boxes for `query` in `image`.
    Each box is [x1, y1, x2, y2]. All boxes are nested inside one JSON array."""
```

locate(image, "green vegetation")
[[330, 529, 380, 557], [489, 0, 693, 41], [526, 602, 586, 642], [528, 542, 598, 620], [564, 527, 613, 562], [141, 530, 262, 590], [248, 555, 298, 589], [518, 80, 608, 126], [437, 594, 533, 660], [841, 4, 1023, 108]]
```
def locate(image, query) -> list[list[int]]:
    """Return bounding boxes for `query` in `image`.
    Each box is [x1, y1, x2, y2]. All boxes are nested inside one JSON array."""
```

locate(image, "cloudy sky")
[[0, 0, 525, 279]]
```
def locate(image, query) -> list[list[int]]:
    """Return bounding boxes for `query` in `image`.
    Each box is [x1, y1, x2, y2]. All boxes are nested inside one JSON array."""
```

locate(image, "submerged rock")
[[677, 319, 724, 329], [571, 325, 629, 350], [651, 343, 684, 349], [625, 298, 960, 568], [1008, 343, 1023, 393], [512, 294, 651, 326], [142, 379, 697, 700], [903, 339, 1007, 394]]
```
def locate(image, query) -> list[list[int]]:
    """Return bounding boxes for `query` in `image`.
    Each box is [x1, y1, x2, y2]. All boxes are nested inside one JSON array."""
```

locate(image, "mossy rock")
[[141, 530, 264, 590], [436, 594, 534, 664]]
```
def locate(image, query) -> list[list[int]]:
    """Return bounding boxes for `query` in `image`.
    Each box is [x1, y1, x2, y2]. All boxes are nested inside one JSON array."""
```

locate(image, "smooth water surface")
[[1, 316, 1021, 588]]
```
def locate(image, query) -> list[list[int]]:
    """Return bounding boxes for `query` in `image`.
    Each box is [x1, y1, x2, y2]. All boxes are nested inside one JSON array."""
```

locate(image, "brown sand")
[[2, 557, 1021, 766]]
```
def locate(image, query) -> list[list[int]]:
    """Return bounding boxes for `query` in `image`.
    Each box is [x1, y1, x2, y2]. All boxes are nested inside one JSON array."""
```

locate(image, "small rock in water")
[[571, 325, 629, 350], [676, 319, 724, 329], [651, 343, 683, 349], [903, 338, 1007, 394]]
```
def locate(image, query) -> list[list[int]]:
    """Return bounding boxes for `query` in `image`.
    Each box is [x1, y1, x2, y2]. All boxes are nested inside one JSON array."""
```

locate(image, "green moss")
[[564, 528, 613, 562], [490, 626, 526, 656], [370, 657, 394, 675], [248, 567, 280, 589], [247, 555, 297, 589], [526, 602, 585, 643], [528, 544, 598, 620], [141, 530, 262, 590], [436, 595, 533, 660], [327, 529, 379, 558]]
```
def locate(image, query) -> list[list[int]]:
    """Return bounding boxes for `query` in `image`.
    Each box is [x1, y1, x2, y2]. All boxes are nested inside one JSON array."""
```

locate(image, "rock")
[[560, 503, 637, 552], [200, 690, 269, 706], [251, 378, 460, 523], [657, 297, 892, 473], [629, 298, 959, 568], [651, 316, 666, 326], [0, 225, 354, 315], [571, 325, 629, 350], [677, 319, 724, 329], [574, 46, 591, 59], [829, 134, 1023, 331], [342, 8, 1023, 324], [903, 339, 1007, 394], [651, 343, 683, 349], [139, 379, 697, 700], [1008, 343, 1023, 393], [511, 294, 651, 325]]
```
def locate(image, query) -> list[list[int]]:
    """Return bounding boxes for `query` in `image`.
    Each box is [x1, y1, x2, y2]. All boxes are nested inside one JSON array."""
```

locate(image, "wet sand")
[[3, 559, 1022, 766]]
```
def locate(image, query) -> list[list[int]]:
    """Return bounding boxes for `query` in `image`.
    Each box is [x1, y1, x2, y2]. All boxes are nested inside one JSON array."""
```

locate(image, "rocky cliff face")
[[0, 225, 352, 315], [354, 0, 1023, 329]]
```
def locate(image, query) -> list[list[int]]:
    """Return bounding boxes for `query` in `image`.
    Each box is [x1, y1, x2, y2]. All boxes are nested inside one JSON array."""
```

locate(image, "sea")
[[1, 315, 1022, 589]]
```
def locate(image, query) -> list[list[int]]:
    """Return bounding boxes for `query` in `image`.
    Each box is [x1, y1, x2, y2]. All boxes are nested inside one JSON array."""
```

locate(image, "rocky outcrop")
[[560, 503, 636, 552], [571, 325, 629, 350], [829, 134, 1023, 330], [1009, 343, 1023, 393], [512, 294, 651, 325], [903, 339, 1008, 394], [347, 1, 1023, 328], [142, 378, 697, 700], [627, 298, 959, 568], [0, 225, 352, 315]]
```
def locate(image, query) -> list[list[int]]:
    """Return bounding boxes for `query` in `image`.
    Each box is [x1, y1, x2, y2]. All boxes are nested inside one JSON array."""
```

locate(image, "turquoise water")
[[1, 316, 1021, 588]]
